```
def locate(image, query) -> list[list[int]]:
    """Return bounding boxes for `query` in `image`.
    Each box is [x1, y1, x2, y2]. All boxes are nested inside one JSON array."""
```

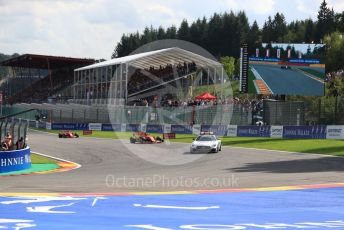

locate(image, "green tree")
[[206, 13, 223, 57], [316, 0, 336, 42], [166, 25, 177, 39], [335, 11, 344, 32], [177, 20, 190, 41], [272, 13, 287, 42], [262, 16, 273, 42], [157, 26, 166, 40], [324, 32, 344, 72], [304, 19, 315, 43], [220, 56, 236, 79], [247, 20, 261, 54]]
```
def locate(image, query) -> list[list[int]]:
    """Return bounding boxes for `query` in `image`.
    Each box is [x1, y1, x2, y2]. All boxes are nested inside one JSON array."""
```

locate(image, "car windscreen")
[[196, 136, 216, 141]]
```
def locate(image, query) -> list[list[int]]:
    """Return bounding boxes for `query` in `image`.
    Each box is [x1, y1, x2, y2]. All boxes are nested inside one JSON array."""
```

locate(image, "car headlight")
[[211, 143, 217, 148]]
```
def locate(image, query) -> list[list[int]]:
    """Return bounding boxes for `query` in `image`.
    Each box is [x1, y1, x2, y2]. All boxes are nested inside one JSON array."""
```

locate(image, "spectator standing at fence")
[[15, 137, 25, 150], [2, 132, 13, 151]]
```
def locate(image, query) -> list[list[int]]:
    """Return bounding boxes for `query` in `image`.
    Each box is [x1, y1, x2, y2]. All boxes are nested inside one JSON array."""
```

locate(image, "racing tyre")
[[58, 134, 63, 138]]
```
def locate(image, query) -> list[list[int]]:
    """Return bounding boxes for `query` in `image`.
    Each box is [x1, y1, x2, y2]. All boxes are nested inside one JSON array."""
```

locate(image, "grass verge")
[[299, 68, 324, 79], [31, 153, 59, 164], [248, 69, 257, 94]]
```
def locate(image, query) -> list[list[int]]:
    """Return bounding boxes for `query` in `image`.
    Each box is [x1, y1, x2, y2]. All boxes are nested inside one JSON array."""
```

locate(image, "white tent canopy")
[[75, 47, 222, 71]]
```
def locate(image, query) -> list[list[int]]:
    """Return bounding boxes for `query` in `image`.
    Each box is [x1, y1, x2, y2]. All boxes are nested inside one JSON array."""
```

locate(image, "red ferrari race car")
[[58, 131, 79, 138], [130, 132, 164, 144]]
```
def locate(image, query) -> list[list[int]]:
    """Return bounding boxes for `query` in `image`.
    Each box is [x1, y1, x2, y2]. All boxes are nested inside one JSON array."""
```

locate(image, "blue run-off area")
[[1, 188, 344, 229]]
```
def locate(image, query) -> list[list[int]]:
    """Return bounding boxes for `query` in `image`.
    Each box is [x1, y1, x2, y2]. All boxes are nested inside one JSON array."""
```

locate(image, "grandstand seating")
[[8, 68, 74, 104]]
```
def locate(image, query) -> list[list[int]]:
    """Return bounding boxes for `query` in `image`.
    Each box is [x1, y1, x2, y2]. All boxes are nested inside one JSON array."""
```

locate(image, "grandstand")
[[1, 48, 310, 125], [1, 54, 95, 104], [73, 47, 225, 106]]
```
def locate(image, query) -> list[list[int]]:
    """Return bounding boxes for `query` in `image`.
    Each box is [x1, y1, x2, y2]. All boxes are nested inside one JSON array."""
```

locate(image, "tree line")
[[112, 0, 344, 72]]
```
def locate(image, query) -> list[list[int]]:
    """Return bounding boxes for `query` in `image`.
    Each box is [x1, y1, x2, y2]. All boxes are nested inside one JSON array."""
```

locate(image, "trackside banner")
[[38, 122, 46, 129], [46, 122, 52, 130], [51, 123, 89, 130], [226, 125, 238, 137], [46, 123, 344, 139], [237, 125, 271, 137], [0, 147, 31, 173], [171, 125, 193, 134], [201, 125, 228, 136], [163, 124, 171, 133], [326, 126, 344, 139], [249, 57, 280, 62], [101, 124, 121, 131], [89, 123, 102, 131], [283, 125, 327, 139], [289, 58, 320, 64], [192, 124, 201, 135], [270, 126, 283, 138], [126, 124, 141, 132], [146, 124, 164, 133]]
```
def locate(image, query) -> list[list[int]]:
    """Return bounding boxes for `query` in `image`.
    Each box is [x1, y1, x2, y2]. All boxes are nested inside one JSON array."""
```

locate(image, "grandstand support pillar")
[[200, 69, 203, 86], [221, 67, 224, 100], [71, 109, 74, 123], [334, 95, 338, 125], [46, 58, 53, 96], [114, 65, 118, 105], [125, 63, 128, 104], [318, 98, 321, 124], [120, 64, 123, 103], [207, 67, 210, 91], [214, 67, 217, 96], [73, 71, 76, 101]]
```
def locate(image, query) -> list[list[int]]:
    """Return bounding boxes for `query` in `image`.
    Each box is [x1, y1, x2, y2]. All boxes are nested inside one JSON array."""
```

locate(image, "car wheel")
[[219, 145, 222, 151]]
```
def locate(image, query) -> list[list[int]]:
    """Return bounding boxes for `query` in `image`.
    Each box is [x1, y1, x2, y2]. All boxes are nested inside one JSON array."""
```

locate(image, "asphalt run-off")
[[1, 185, 344, 229]]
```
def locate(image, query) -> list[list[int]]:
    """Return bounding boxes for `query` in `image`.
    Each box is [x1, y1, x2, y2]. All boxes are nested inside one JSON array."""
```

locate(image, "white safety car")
[[190, 132, 222, 153]]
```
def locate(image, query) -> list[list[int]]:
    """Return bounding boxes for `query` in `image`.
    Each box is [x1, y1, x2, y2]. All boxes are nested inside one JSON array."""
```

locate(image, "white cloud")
[[296, 0, 321, 17], [224, 0, 275, 14], [1, 0, 342, 59], [328, 0, 344, 11]]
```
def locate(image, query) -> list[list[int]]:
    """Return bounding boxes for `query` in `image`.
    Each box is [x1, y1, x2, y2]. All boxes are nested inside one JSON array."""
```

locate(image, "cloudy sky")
[[0, 0, 343, 59]]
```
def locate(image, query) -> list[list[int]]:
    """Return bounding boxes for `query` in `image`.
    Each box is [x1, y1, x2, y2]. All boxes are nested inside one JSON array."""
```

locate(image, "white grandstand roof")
[[75, 47, 222, 71]]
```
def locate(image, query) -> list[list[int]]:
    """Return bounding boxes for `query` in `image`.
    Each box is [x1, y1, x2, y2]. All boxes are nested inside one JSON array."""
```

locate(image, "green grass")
[[173, 135, 344, 156], [32, 128, 344, 156], [299, 68, 324, 79], [31, 153, 58, 164], [248, 69, 257, 94]]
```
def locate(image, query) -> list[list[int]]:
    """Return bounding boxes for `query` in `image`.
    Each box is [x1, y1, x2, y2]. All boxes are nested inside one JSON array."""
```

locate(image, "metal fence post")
[[318, 98, 321, 124], [71, 109, 74, 123], [334, 96, 338, 125]]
